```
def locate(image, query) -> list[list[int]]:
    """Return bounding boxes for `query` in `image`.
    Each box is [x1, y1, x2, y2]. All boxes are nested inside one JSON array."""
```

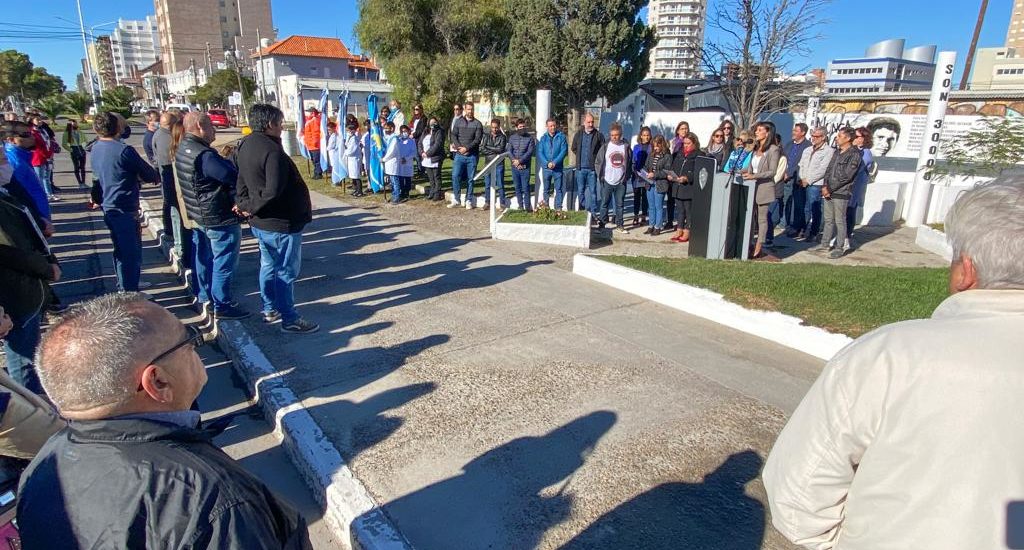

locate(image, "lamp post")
[[225, 49, 249, 125]]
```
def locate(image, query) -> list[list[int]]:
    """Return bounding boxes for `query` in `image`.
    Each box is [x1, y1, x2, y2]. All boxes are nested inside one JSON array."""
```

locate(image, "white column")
[[535, 90, 551, 208], [906, 51, 957, 227]]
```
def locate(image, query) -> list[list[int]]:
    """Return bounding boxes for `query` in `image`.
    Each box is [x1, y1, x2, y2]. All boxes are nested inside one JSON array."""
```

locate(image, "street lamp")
[[225, 49, 249, 125]]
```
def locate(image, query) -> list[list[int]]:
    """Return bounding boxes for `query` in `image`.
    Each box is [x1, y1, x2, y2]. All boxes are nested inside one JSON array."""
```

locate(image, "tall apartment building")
[[646, 0, 707, 80], [111, 16, 161, 85], [154, 0, 275, 73], [87, 36, 118, 93], [1007, 0, 1024, 49]]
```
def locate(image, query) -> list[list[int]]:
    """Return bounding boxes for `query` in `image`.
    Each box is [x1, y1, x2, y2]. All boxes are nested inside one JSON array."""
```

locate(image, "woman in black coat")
[[420, 116, 447, 201], [643, 135, 673, 237], [668, 132, 700, 242]]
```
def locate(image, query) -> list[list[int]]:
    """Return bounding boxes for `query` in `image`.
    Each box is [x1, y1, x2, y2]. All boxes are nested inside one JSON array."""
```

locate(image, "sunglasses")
[[713, 134, 724, 138], [149, 324, 205, 365], [15, 132, 33, 138]]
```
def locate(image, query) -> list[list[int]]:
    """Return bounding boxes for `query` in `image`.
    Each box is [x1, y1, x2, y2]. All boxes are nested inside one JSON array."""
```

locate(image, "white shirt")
[[421, 134, 438, 168], [763, 289, 1024, 550], [398, 136, 416, 178], [382, 134, 400, 176], [603, 142, 627, 184]]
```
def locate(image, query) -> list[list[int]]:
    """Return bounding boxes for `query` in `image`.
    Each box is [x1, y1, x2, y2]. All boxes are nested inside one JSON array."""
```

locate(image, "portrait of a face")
[[867, 117, 901, 157]]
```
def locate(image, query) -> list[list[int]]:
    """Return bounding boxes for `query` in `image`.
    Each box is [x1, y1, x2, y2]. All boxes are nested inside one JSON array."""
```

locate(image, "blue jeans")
[[786, 183, 806, 232], [103, 210, 142, 292], [193, 224, 241, 311], [451, 153, 477, 203], [3, 311, 43, 394], [804, 185, 824, 237], [576, 168, 597, 214], [512, 168, 532, 210], [647, 187, 665, 228], [766, 197, 784, 243], [542, 169, 564, 208], [251, 227, 303, 324], [389, 174, 402, 203], [34, 165, 53, 197], [483, 161, 507, 206]]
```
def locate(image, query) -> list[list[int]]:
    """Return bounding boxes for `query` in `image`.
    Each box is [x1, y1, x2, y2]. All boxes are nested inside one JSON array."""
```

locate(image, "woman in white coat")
[[397, 124, 417, 200], [381, 121, 402, 204], [343, 121, 364, 196]]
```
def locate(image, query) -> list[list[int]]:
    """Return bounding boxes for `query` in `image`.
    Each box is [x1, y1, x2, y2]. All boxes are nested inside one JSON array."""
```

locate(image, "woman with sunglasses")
[[723, 130, 754, 174], [719, 120, 737, 159], [642, 135, 672, 236], [846, 126, 876, 245], [704, 128, 727, 171], [631, 126, 652, 226]]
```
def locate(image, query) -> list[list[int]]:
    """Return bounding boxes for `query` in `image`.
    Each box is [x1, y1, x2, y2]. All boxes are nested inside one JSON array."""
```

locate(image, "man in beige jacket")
[[0, 311, 64, 459], [763, 177, 1024, 549]]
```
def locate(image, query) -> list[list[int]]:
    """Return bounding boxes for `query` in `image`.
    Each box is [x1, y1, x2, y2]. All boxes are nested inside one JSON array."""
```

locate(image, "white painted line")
[[139, 196, 410, 550], [572, 254, 852, 361]]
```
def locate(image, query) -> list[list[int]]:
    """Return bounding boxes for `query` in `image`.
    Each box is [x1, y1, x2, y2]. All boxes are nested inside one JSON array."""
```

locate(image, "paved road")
[[39, 130, 339, 548]]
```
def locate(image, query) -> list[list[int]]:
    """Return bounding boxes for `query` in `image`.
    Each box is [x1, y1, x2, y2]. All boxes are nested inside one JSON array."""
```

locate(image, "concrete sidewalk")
[[153, 174, 822, 548]]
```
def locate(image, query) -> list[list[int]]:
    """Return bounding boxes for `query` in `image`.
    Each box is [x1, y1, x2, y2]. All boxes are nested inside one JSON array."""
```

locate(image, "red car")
[[208, 109, 231, 128]]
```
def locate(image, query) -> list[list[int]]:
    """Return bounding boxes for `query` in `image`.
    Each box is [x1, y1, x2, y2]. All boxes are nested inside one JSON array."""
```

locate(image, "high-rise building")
[[1007, 0, 1024, 49], [646, 0, 706, 80], [111, 16, 161, 85], [154, 0, 275, 73], [87, 36, 118, 93]]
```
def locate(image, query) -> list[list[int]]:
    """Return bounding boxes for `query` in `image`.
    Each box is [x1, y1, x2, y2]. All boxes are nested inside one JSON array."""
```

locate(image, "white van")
[[164, 103, 195, 113]]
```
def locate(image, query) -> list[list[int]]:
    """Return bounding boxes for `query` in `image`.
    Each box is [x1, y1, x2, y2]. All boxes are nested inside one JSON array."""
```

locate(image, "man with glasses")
[[17, 293, 312, 548], [796, 127, 835, 242], [783, 123, 811, 238]]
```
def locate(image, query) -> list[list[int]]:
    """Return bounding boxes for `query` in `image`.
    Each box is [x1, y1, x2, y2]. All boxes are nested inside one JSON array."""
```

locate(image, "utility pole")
[[256, 27, 266, 103], [961, 0, 990, 90], [75, 0, 98, 111], [227, 49, 249, 125], [189, 58, 198, 104], [205, 42, 213, 76]]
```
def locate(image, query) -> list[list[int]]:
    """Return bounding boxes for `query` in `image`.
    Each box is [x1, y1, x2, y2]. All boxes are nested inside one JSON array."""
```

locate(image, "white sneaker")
[[447, 201, 459, 208], [465, 201, 474, 210]]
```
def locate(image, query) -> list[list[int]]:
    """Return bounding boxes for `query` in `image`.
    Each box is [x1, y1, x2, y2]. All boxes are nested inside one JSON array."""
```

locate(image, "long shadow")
[[561, 450, 765, 550], [361, 411, 617, 550]]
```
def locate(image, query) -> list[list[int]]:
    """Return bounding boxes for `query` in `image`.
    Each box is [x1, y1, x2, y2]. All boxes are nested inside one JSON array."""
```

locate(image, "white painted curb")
[[915, 225, 952, 261], [139, 196, 410, 550], [572, 254, 852, 361], [493, 212, 592, 249]]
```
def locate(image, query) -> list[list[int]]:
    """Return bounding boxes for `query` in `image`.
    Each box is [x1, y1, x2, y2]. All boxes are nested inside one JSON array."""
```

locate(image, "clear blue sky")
[[0, 0, 1012, 90]]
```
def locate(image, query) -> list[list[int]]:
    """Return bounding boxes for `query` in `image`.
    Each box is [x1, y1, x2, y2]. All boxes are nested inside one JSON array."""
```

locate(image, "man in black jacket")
[[480, 118, 508, 210], [449, 102, 484, 208], [820, 127, 862, 259], [175, 112, 249, 320], [0, 167, 59, 395], [18, 293, 312, 549], [571, 113, 605, 215], [235, 104, 318, 334]]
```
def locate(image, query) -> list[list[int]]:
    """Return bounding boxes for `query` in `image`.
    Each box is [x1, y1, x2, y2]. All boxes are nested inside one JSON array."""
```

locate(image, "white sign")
[[907, 51, 957, 227], [229, 92, 242, 106]]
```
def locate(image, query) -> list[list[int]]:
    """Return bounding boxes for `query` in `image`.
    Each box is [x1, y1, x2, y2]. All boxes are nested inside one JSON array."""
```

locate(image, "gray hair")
[[36, 293, 155, 412], [945, 179, 1024, 289]]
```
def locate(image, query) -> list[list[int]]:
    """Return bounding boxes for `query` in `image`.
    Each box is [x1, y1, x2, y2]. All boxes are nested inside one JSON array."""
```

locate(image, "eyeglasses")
[[713, 134, 724, 138], [148, 324, 205, 366], [811, 134, 825, 138]]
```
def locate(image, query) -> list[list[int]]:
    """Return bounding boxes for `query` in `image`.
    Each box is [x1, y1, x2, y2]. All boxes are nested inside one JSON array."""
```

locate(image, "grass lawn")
[[928, 223, 945, 232], [602, 256, 949, 337], [500, 209, 589, 225]]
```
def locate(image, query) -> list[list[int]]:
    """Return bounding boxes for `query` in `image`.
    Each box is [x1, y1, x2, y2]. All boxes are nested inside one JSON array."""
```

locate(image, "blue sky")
[[0, 0, 1012, 89]]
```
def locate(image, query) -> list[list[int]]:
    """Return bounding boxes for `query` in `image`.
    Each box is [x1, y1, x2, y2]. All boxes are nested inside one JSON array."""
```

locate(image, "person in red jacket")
[[303, 107, 323, 180], [29, 118, 56, 201]]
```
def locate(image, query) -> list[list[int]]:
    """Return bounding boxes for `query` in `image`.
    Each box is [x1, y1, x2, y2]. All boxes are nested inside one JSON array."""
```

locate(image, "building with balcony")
[[154, 0, 274, 73], [825, 39, 936, 94], [111, 16, 161, 86], [646, 0, 706, 80]]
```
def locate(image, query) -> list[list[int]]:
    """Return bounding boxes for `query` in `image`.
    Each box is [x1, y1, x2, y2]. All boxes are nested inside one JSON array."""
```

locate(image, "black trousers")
[[309, 150, 323, 178], [674, 198, 691, 230], [70, 146, 86, 185], [632, 183, 648, 221], [159, 165, 176, 244], [426, 166, 442, 199]]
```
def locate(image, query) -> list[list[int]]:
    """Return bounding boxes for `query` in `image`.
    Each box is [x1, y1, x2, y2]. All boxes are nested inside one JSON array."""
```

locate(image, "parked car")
[[208, 109, 231, 128], [165, 103, 195, 113]]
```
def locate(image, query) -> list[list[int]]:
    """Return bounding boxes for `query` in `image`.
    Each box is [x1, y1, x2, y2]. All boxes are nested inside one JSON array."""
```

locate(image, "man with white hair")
[[763, 179, 1024, 549], [16, 293, 311, 548]]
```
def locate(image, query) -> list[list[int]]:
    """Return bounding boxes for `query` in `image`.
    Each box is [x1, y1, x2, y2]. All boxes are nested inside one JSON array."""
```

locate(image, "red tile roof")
[[258, 35, 353, 60]]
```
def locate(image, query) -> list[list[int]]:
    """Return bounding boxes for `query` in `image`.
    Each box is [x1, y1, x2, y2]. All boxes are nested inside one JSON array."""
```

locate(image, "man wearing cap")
[[303, 107, 323, 180]]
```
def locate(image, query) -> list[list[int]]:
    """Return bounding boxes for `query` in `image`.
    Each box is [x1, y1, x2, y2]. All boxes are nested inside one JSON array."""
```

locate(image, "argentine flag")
[[366, 93, 385, 193]]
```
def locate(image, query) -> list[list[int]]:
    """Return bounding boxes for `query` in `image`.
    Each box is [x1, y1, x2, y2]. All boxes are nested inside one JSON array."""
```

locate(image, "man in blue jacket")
[[3, 120, 51, 227], [536, 118, 567, 209], [506, 119, 535, 211], [90, 112, 160, 292]]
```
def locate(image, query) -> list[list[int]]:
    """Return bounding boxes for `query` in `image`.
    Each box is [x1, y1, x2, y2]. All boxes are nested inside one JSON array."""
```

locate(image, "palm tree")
[[34, 95, 66, 122], [64, 91, 92, 121]]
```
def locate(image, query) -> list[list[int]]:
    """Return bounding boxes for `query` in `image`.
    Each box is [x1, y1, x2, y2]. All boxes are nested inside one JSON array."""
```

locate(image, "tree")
[[698, 0, 830, 130], [34, 95, 66, 121], [934, 118, 1024, 179], [0, 50, 34, 99], [505, 0, 655, 139], [192, 68, 255, 108], [23, 67, 65, 101], [101, 86, 135, 119], [64, 91, 92, 121], [356, 0, 511, 121]]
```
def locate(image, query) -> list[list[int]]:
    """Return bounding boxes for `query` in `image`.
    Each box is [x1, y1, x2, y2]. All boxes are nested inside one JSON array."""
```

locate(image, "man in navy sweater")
[[90, 112, 159, 292]]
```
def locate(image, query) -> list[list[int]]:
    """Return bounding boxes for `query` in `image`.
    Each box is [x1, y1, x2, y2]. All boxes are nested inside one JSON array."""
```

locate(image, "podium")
[[688, 158, 756, 260]]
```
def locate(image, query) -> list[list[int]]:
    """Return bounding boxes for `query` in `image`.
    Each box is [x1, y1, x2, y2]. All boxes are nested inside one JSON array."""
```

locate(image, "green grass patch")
[[601, 256, 949, 337], [928, 223, 945, 232], [500, 208, 589, 225]]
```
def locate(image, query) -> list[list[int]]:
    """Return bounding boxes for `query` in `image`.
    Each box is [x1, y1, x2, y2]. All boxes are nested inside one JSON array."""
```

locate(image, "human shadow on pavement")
[[364, 410, 617, 550], [560, 450, 766, 550], [299, 382, 436, 462]]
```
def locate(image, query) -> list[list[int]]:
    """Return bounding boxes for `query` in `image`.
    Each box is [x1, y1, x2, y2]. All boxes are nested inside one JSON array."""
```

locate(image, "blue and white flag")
[[318, 86, 329, 173], [331, 90, 351, 183], [294, 93, 309, 159], [366, 93, 385, 193]]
